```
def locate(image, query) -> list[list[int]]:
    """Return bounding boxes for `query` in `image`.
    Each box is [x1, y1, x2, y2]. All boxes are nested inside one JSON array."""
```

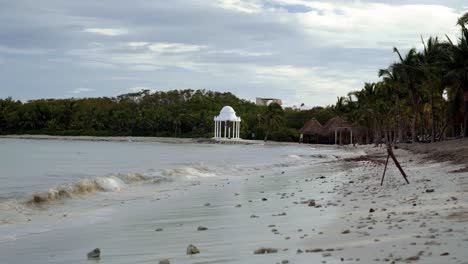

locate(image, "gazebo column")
[[233, 121, 236, 139], [237, 121, 240, 138], [214, 121, 217, 138], [224, 122, 227, 138]]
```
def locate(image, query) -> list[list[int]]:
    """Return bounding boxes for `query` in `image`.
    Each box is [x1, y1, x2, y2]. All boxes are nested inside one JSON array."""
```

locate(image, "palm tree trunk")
[[410, 89, 418, 143], [464, 91, 468, 137], [430, 92, 436, 142], [396, 90, 403, 142]]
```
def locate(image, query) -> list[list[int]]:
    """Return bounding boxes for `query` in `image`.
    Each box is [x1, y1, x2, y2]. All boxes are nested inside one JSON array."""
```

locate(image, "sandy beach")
[[0, 137, 467, 263]]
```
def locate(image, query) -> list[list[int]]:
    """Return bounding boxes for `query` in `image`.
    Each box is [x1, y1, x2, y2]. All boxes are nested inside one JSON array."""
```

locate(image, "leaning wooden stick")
[[380, 153, 390, 186], [380, 144, 410, 185]]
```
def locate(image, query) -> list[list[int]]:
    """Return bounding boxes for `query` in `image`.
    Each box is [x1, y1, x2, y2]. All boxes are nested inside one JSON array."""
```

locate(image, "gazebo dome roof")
[[215, 106, 241, 121]]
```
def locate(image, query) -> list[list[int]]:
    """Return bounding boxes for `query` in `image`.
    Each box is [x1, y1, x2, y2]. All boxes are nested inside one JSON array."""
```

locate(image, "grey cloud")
[[0, 0, 466, 106]]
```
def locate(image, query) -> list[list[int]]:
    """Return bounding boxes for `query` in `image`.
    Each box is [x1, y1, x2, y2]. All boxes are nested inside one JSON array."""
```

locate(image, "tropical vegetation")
[[335, 12, 468, 143]]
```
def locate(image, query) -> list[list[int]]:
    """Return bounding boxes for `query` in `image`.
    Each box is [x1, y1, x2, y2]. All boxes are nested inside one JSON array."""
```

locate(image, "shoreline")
[[0, 134, 299, 146]]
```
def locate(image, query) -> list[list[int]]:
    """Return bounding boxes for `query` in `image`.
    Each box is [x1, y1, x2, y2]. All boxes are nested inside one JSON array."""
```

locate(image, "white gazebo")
[[214, 106, 241, 139]]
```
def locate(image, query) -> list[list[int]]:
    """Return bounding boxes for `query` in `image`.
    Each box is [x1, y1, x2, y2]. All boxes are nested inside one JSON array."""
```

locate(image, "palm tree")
[[444, 14, 468, 137], [419, 36, 446, 142], [379, 66, 404, 142], [393, 47, 422, 143], [261, 103, 284, 141]]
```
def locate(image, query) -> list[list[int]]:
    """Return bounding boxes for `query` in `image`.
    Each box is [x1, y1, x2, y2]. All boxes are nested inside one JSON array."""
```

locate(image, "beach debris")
[[341, 229, 350, 234], [204, 203, 211, 206], [440, 252, 449, 256], [281, 260, 289, 264], [322, 252, 332, 257], [235, 204, 242, 207], [186, 244, 200, 255], [369, 208, 375, 213], [254, 247, 278, 254], [159, 259, 170, 264], [155, 228, 163, 232], [405, 255, 419, 261], [296, 249, 303, 254], [426, 189, 434, 193], [273, 212, 287, 216], [87, 248, 100, 259], [197, 226, 208, 231], [308, 200, 316, 207], [261, 198, 268, 201], [250, 214, 259, 218], [305, 248, 323, 253]]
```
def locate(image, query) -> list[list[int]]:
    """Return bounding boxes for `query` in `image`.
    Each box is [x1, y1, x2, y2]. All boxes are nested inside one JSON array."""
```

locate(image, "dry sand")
[[304, 143, 468, 263]]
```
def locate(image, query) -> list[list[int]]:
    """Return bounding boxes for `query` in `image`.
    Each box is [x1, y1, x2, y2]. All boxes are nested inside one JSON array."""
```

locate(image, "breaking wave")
[[26, 173, 164, 205], [162, 164, 217, 179]]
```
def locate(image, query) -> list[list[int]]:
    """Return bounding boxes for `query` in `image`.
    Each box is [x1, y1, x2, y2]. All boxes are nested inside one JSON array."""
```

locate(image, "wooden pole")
[[387, 146, 410, 184], [380, 154, 390, 186], [380, 144, 410, 185]]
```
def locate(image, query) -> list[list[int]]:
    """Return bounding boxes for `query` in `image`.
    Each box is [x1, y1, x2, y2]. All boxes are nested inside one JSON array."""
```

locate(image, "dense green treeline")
[[0, 89, 338, 142]]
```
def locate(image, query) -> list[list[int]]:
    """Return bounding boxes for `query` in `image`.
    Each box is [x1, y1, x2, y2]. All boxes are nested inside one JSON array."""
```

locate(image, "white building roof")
[[214, 106, 241, 121]]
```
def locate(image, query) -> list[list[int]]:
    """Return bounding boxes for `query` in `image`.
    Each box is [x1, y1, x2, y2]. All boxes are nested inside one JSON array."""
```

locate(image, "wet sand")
[[1, 142, 467, 263]]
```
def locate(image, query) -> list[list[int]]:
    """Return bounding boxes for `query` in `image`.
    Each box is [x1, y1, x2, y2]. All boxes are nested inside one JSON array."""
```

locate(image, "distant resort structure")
[[255, 97, 283, 106], [214, 106, 241, 139]]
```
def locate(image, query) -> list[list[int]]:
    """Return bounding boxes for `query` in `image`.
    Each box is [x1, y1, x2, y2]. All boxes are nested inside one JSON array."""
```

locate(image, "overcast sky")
[[0, 0, 466, 106]]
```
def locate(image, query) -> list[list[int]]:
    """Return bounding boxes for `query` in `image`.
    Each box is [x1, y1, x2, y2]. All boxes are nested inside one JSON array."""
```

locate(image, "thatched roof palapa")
[[320, 116, 353, 137], [299, 118, 323, 135]]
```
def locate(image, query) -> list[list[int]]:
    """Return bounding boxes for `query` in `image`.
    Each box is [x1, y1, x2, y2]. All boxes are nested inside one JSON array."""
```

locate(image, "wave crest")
[[27, 173, 153, 205]]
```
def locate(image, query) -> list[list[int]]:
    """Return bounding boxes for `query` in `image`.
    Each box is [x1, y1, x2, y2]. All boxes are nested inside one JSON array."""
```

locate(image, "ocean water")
[[0, 138, 348, 264]]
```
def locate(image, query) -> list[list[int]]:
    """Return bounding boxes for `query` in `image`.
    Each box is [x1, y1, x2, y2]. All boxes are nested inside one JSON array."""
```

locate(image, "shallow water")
[[0, 138, 350, 264]]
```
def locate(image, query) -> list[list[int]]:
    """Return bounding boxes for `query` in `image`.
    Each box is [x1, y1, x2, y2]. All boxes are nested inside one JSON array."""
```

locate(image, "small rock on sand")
[[159, 259, 170, 264], [305, 248, 323, 253], [440, 252, 449, 256], [254, 248, 278, 254], [405, 255, 419, 261], [369, 208, 375, 213], [186, 244, 200, 255], [155, 228, 163, 232], [341, 229, 350, 234], [204, 203, 211, 206], [197, 226, 208, 231], [308, 200, 316, 207], [87, 248, 100, 259]]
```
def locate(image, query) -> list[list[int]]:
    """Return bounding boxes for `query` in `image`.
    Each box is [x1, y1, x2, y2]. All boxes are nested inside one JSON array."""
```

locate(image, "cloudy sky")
[[0, 0, 467, 106]]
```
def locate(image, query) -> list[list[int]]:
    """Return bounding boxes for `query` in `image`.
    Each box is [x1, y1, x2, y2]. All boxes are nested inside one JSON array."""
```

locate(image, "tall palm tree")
[[444, 14, 468, 137], [419, 36, 446, 142], [379, 66, 404, 142], [261, 103, 284, 141], [393, 47, 422, 143]]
